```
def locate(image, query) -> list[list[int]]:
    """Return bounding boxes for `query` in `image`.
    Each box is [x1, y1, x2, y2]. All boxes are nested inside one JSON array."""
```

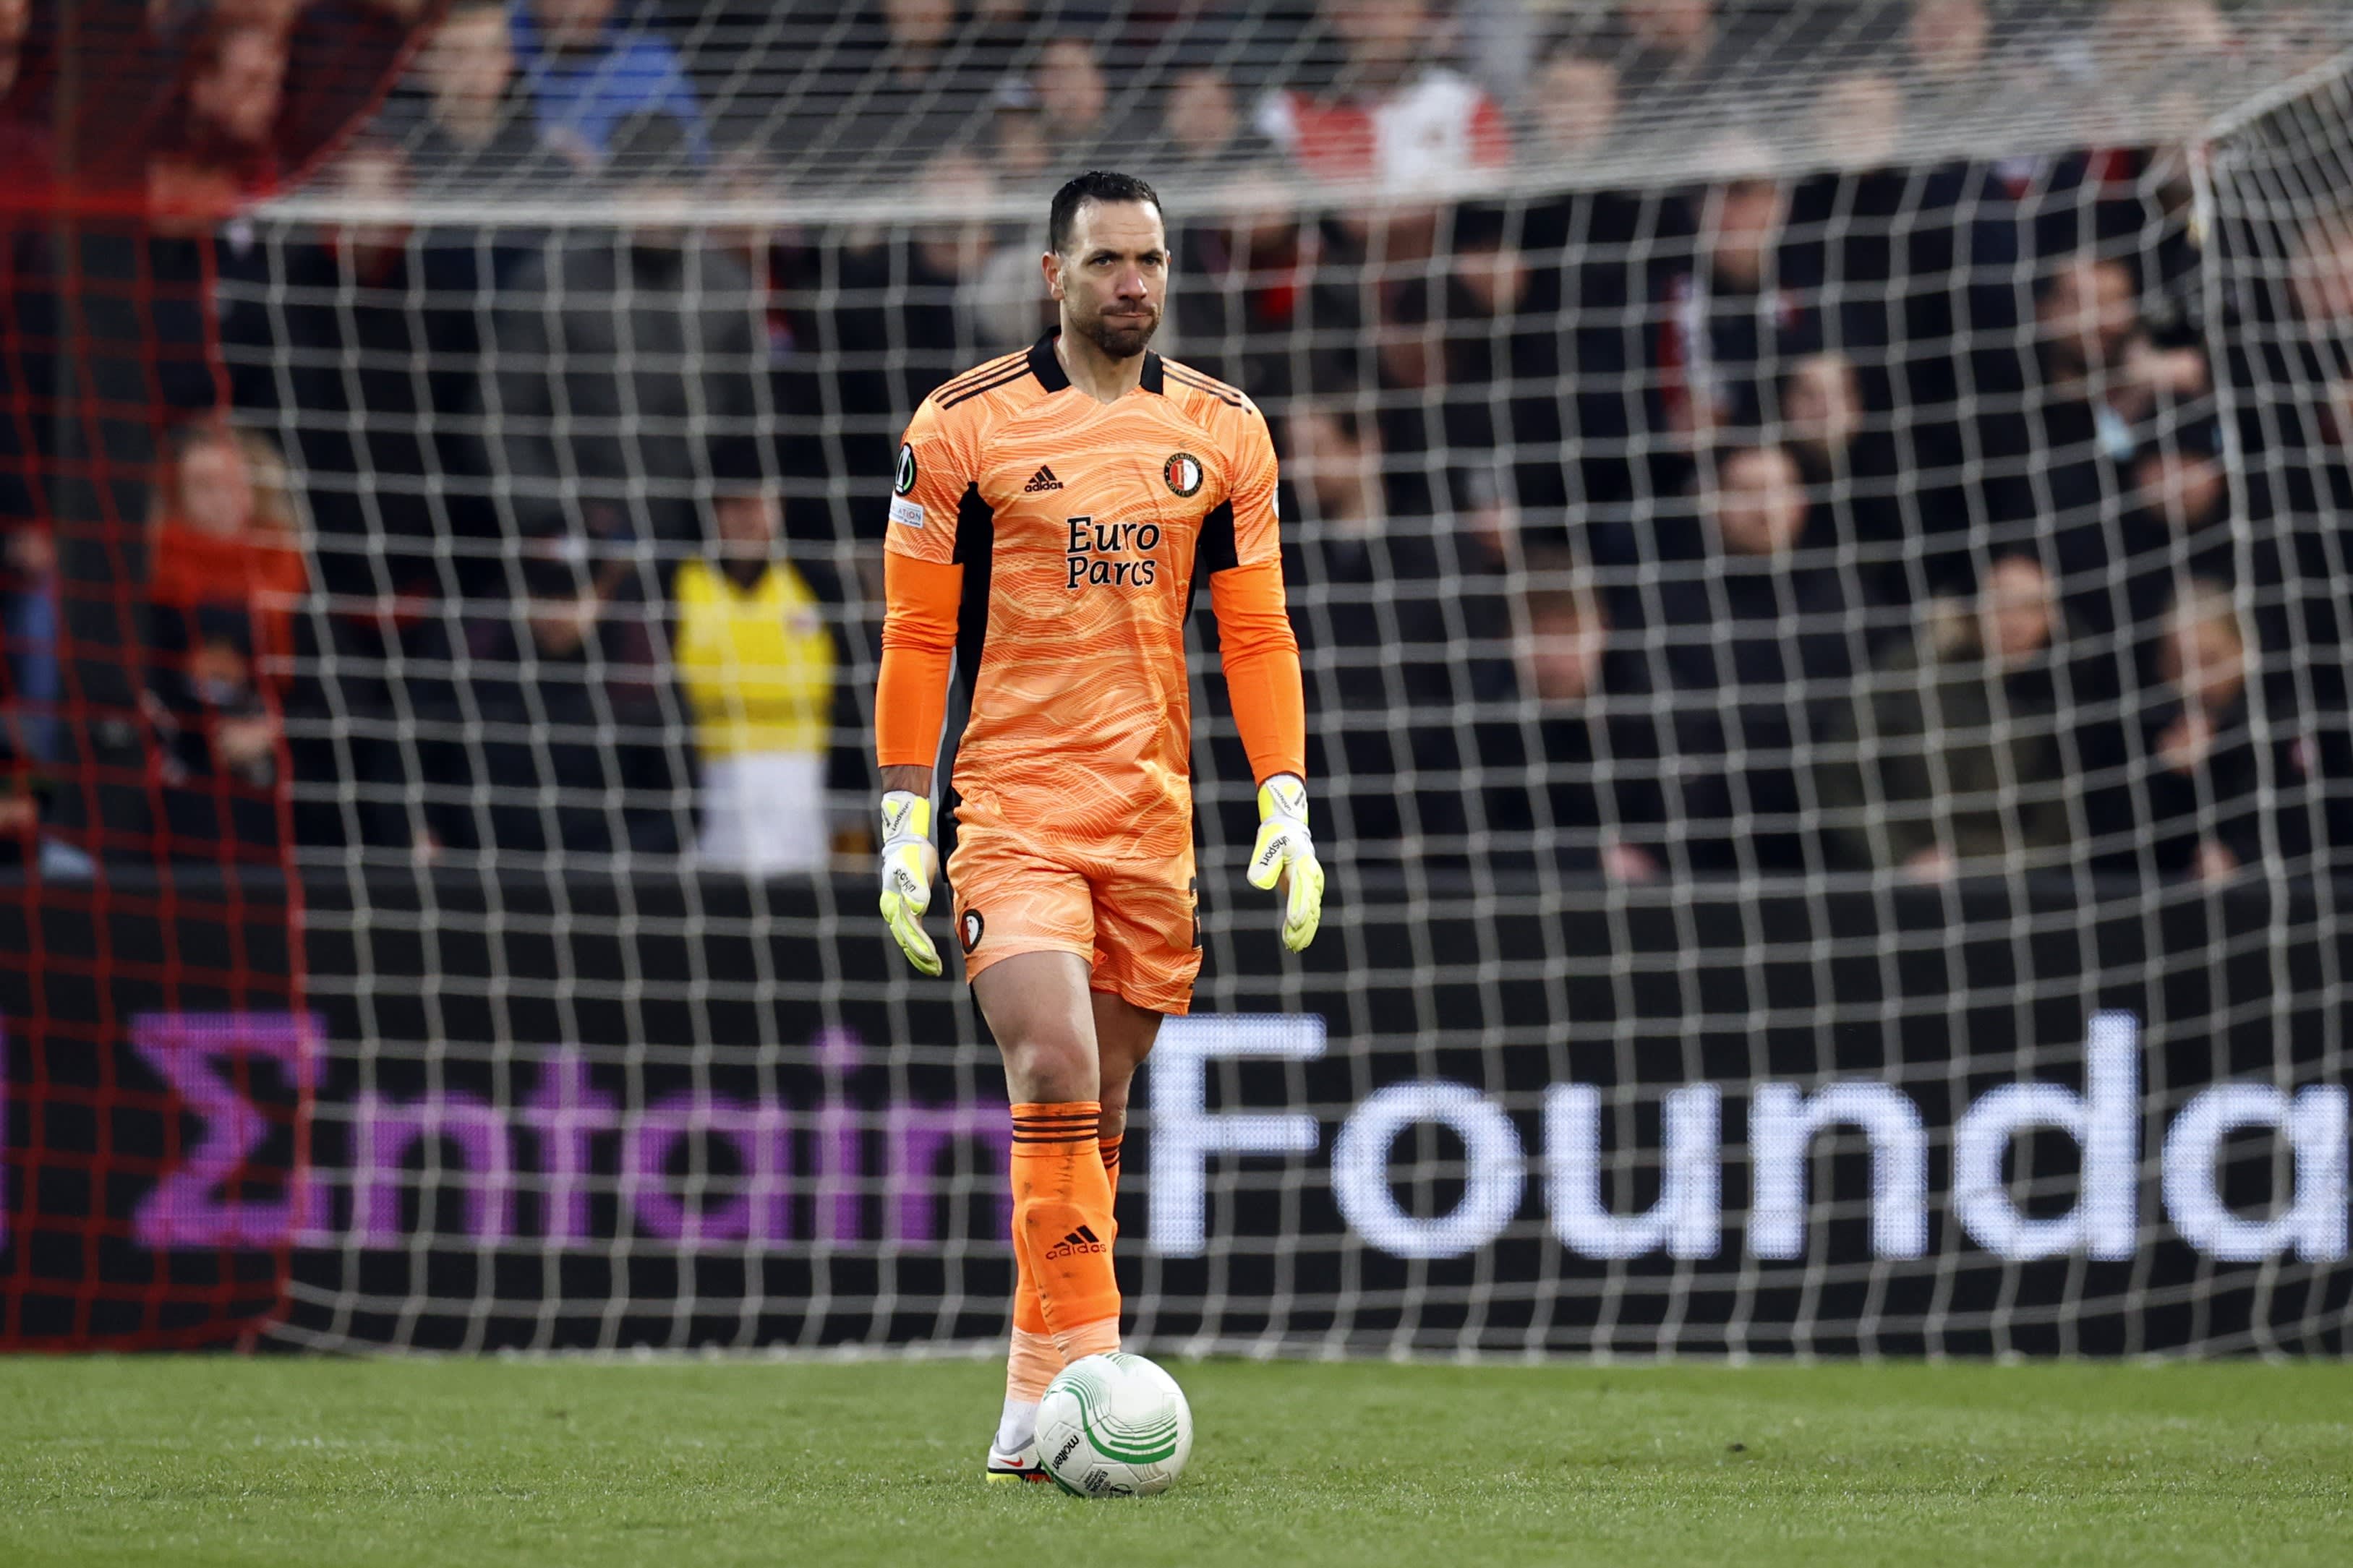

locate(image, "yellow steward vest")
[[672, 557, 835, 759]]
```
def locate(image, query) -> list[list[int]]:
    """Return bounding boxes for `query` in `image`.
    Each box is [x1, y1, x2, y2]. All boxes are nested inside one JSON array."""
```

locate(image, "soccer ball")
[[1034, 1351, 1193, 1498]]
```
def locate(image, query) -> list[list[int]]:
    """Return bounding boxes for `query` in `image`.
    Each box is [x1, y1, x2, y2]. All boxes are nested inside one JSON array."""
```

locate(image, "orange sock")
[[1007, 1133, 1122, 1358], [1009, 1101, 1122, 1358], [1006, 1194, 1055, 1404], [1009, 1209, 1050, 1337]]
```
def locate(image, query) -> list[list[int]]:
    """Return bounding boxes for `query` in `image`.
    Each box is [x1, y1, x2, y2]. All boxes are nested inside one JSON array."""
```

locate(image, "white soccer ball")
[[1034, 1351, 1193, 1498]]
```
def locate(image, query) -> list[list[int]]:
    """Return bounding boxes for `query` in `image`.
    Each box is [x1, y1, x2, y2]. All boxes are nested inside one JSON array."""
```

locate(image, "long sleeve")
[[875, 549, 962, 770], [1209, 554, 1306, 784]]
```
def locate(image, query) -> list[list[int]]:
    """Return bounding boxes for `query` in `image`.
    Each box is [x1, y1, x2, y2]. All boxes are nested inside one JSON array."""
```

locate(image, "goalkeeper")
[[871, 171, 1320, 1482]]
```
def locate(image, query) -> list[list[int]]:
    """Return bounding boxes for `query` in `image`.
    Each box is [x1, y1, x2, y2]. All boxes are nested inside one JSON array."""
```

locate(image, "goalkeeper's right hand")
[[877, 791, 942, 977]]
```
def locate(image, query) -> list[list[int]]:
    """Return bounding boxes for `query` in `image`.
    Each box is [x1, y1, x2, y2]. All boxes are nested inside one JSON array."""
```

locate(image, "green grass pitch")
[[4, 1356, 2348, 1567]]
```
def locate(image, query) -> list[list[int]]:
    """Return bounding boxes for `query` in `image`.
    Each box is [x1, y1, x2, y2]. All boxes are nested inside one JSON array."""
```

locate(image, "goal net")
[[6, 0, 2350, 1356]]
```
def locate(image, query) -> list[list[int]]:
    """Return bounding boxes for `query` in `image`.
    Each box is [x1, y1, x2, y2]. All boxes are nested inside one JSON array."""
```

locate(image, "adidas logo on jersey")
[[1024, 466, 1063, 492], [1044, 1224, 1106, 1260]]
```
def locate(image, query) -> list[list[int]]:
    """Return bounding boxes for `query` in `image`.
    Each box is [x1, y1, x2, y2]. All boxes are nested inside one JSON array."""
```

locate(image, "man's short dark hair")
[[1049, 171, 1163, 254]]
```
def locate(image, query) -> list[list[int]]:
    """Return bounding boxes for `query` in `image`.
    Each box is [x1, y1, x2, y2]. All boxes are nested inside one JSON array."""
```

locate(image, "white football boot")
[[983, 1400, 1048, 1483]]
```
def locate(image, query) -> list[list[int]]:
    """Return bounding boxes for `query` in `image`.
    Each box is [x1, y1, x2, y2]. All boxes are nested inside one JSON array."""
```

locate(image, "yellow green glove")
[[877, 791, 942, 977], [1246, 774, 1324, 953]]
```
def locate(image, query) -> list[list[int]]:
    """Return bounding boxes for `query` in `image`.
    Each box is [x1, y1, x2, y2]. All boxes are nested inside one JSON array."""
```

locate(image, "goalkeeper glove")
[[1246, 773, 1325, 953], [877, 791, 942, 977]]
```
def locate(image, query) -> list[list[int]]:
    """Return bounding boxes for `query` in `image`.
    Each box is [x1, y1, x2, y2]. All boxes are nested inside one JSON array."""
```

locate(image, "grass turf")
[[2, 1357, 2348, 1567]]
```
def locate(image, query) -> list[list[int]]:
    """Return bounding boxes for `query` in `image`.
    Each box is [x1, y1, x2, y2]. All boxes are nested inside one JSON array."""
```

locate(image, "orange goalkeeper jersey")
[[880, 333, 1292, 864]]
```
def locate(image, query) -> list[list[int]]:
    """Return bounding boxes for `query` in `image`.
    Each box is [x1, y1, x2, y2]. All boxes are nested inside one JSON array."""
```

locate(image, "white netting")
[[328, 0, 2353, 215], [189, 0, 2353, 1355]]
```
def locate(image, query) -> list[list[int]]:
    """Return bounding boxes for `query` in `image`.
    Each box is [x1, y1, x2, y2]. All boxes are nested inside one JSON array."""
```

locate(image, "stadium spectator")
[[133, 21, 304, 418], [511, 0, 707, 170], [2030, 249, 2151, 426], [424, 542, 683, 859], [148, 606, 288, 858], [0, 0, 25, 101], [1782, 351, 1869, 475], [1777, 351, 1915, 605], [1508, 51, 1656, 515], [218, 139, 524, 848], [806, 0, 983, 168], [1652, 444, 1861, 874], [1440, 202, 1571, 522], [1523, 47, 1621, 168], [1283, 393, 1455, 847], [151, 22, 291, 218], [0, 525, 88, 876], [2, 516, 56, 766], [145, 427, 307, 860], [2139, 578, 2259, 881], [1904, 0, 1991, 100], [1284, 397, 1414, 596], [876, 0, 960, 92], [2132, 415, 2230, 541], [1992, 253, 2211, 631], [673, 481, 837, 875], [1033, 35, 1118, 164], [987, 75, 1054, 184], [1159, 64, 1276, 178], [1790, 73, 1916, 330], [1461, 554, 1667, 878], [1169, 166, 1314, 404], [1652, 135, 1824, 450], [1812, 69, 1904, 174], [1612, 0, 1721, 98], [484, 109, 764, 558], [226, 143, 444, 615], [1782, 69, 2017, 600], [0, 690, 44, 868], [1781, 93, 2027, 496], [978, 33, 1127, 185], [397, 0, 566, 189], [0, 0, 35, 187], [2224, 214, 2353, 717], [2099, 0, 2233, 110], [147, 428, 307, 695], [1818, 554, 2075, 878], [830, 150, 1012, 474], [1255, 0, 1510, 195]]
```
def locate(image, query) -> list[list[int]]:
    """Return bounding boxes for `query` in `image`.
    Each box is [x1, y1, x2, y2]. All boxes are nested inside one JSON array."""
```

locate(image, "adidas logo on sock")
[[1023, 465, 1063, 492], [1043, 1223, 1106, 1260]]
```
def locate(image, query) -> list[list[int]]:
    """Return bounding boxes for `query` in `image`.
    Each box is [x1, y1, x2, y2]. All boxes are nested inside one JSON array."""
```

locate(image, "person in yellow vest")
[[673, 482, 837, 873]]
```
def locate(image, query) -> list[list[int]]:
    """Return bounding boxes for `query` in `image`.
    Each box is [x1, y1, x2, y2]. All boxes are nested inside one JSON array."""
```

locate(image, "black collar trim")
[[1030, 330, 1166, 395], [1029, 331, 1069, 392]]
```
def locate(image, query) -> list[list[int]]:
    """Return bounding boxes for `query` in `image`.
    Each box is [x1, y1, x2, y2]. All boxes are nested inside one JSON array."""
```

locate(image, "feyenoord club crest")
[[894, 443, 918, 495], [960, 909, 985, 954], [1163, 451, 1203, 497]]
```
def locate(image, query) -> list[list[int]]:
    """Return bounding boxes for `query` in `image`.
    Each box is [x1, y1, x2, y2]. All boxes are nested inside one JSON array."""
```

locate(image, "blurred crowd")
[[3, 0, 2352, 884]]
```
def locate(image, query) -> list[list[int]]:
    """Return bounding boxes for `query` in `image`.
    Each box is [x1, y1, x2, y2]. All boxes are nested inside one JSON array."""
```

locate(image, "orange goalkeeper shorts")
[[945, 820, 1200, 1016]]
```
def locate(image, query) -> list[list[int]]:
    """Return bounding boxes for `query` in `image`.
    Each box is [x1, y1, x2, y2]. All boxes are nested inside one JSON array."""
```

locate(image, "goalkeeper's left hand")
[[1246, 774, 1324, 953]]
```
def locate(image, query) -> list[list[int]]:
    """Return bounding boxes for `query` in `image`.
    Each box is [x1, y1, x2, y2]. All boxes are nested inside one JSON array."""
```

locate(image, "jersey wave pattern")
[[887, 333, 1279, 865]]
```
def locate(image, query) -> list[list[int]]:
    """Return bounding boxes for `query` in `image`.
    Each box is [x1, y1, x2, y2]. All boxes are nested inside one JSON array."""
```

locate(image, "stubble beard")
[[1075, 301, 1161, 361]]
